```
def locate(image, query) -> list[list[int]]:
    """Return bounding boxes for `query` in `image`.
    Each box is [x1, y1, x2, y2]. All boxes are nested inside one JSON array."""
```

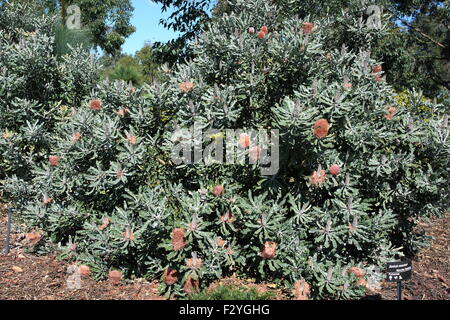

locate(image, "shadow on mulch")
[[0, 203, 448, 300]]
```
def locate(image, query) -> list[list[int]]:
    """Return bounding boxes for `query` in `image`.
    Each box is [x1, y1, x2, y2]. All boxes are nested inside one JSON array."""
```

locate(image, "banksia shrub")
[[0, 1, 98, 181], [4, 0, 448, 300]]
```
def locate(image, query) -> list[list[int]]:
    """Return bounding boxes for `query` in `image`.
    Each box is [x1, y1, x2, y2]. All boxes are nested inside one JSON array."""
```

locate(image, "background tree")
[[150, 0, 216, 64], [152, 0, 448, 98], [27, 0, 136, 56]]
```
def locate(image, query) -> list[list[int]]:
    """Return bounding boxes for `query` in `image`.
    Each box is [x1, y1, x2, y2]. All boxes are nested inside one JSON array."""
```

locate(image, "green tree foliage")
[[136, 43, 164, 83], [100, 45, 163, 86], [150, 0, 216, 64], [102, 55, 145, 86], [20, 0, 136, 56]]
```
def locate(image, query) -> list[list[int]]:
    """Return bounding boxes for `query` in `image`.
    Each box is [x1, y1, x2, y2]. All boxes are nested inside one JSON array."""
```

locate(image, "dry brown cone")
[[183, 276, 200, 294], [108, 270, 122, 285], [163, 268, 178, 286], [261, 241, 277, 259], [78, 265, 91, 277], [25, 230, 41, 246], [293, 280, 311, 300], [171, 228, 186, 251]]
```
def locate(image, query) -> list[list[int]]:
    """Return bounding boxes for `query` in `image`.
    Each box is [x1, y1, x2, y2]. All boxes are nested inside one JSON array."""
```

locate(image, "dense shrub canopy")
[[0, 0, 448, 299]]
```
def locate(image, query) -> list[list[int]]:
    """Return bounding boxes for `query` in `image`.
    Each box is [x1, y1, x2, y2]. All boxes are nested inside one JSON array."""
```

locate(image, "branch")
[[398, 17, 446, 49]]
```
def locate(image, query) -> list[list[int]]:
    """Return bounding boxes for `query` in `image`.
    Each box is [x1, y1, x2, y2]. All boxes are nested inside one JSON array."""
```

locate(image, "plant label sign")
[[386, 260, 412, 282]]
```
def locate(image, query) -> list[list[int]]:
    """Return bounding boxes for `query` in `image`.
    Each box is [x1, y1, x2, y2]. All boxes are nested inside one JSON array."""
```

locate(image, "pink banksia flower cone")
[[89, 99, 101, 111], [313, 119, 329, 138]]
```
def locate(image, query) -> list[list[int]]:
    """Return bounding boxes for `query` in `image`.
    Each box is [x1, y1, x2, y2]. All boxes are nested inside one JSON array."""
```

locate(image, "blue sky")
[[121, 0, 181, 55]]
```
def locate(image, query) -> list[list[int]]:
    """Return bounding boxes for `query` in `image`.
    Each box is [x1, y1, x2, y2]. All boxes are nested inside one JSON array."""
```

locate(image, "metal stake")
[[397, 281, 402, 300], [2, 207, 12, 255]]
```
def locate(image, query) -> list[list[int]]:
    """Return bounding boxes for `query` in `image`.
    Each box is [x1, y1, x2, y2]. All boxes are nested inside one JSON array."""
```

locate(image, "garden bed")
[[1, 205, 448, 300]]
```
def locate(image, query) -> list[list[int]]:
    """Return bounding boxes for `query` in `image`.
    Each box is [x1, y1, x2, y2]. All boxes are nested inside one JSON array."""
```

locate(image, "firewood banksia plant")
[[1, 0, 448, 299]]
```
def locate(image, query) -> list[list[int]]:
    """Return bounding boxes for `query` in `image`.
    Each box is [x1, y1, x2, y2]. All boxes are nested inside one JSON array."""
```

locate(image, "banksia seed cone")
[[310, 170, 327, 186], [293, 280, 311, 300], [186, 257, 202, 269], [257, 31, 265, 39], [343, 82, 353, 89], [78, 265, 91, 277], [220, 211, 235, 224], [49, 155, 59, 166], [72, 132, 81, 143], [329, 164, 341, 176], [25, 230, 41, 245], [171, 228, 186, 251], [179, 82, 195, 93], [249, 146, 262, 162], [89, 99, 101, 111], [261, 241, 277, 259], [375, 75, 383, 82], [217, 238, 226, 247], [127, 135, 137, 145], [183, 276, 200, 294], [372, 65, 382, 73], [98, 217, 110, 231], [384, 106, 397, 120], [313, 119, 329, 138], [122, 228, 134, 241], [260, 25, 268, 34], [212, 185, 224, 197], [348, 266, 365, 278], [42, 195, 53, 205], [116, 170, 124, 178], [116, 108, 129, 117], [239, 133, 250, 148], [163, 268, 178, 286], [302, 22, 314, 34], [108, 270, 122, 284]]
